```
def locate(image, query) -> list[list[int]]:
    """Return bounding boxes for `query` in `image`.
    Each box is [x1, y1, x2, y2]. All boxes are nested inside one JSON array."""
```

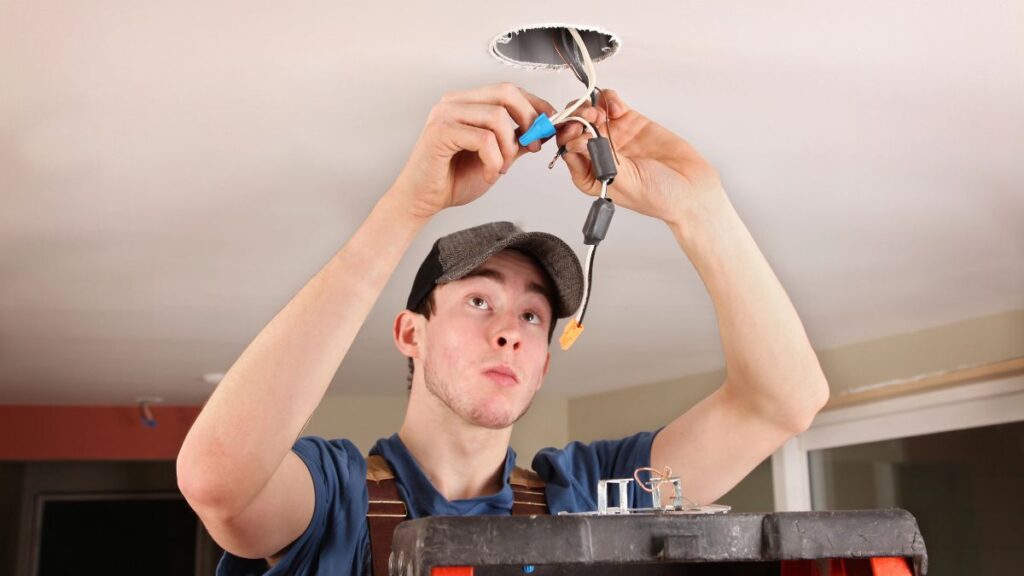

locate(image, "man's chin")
[[462, 400, 532, 430], [462, 409, 516, 430]]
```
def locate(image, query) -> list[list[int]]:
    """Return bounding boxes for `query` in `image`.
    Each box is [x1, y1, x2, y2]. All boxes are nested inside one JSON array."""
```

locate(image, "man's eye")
[[469, 297, 490, 310], [523, 312, 542, 325]]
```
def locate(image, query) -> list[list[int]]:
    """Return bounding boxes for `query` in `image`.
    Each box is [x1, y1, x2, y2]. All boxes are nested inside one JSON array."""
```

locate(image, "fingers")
[[442, 122, 504, 184], [519, 88, 558, 118], [555, 102, 606, 145], [560, 98, 606, 123], [441, 82, 555, 151], [434, 102, 521, 173], [596, 88, 630, 119], [560, 149, 596, 193]]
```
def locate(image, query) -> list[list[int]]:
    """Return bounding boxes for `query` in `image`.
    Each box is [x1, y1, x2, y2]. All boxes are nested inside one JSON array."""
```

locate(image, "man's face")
[[418, 250, 554, 430]]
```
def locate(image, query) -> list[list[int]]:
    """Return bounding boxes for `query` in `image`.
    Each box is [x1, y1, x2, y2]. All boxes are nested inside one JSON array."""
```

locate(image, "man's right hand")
[[388, 83, 556, 221]]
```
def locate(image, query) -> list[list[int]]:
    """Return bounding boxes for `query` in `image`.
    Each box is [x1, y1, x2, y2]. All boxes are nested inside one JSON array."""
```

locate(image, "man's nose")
[[492, 314, 522, 351]]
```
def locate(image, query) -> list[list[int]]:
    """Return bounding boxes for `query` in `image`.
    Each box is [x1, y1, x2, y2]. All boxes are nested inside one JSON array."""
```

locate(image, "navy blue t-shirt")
[[217, 431, 656, 575]]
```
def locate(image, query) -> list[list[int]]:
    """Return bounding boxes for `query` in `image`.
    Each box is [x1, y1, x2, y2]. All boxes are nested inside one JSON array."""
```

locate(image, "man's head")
[[394, 222, 583, 429]]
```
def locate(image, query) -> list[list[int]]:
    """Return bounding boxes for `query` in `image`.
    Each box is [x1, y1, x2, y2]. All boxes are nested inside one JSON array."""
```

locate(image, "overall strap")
[[366, 455, 407, 576], [510, 466, 549, 515], [365, 457, 551, 575]]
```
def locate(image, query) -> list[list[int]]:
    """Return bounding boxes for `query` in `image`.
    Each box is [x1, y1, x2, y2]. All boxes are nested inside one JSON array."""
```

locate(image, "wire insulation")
[[551, 28, 596, 124], [575, 244, 597, 325], [555, 115, 597, 137]]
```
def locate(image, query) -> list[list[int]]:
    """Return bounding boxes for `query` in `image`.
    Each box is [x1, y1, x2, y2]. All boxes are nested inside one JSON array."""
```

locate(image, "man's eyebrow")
[[462, 267, 552, 302]]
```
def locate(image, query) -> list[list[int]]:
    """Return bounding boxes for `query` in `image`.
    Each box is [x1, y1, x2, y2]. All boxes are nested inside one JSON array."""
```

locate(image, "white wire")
[[551, 28, 597, 124], [559, 27, 604, 327], [554, 115, 597, 136], [573, 183, 610, 324], [574, 244, 596, 324]]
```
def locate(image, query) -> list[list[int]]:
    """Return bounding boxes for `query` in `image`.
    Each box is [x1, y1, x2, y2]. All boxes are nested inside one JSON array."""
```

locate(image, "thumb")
[[599, 88, 630, 119], [561, 151, 600, 196]]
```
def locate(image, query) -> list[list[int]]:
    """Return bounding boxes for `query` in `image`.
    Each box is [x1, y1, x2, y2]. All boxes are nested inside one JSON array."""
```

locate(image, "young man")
[[177, 83, 830, 574]]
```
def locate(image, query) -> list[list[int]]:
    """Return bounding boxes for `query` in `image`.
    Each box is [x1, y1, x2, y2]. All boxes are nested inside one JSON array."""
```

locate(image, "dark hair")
[[405, 287, 559, 391]]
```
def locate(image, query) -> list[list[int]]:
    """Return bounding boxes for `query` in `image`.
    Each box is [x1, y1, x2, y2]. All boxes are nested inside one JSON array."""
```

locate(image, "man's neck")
[[397, 400, 513, 502]]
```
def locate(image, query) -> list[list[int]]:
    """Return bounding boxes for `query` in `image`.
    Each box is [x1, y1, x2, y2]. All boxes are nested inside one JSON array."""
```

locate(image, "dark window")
[[37, 495, 200, 576], [809, 419, 1024, 575]]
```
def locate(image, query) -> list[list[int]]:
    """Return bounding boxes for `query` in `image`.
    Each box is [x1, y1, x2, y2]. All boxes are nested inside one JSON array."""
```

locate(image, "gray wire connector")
[[583, 198, 615, 245], [587, 136, 617, 184]]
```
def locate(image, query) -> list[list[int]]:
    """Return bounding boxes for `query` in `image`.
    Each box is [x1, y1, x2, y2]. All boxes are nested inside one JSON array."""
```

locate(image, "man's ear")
[[393, 310, 425, 359]]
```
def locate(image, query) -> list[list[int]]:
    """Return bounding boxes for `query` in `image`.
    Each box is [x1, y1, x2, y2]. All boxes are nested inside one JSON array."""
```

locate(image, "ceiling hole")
[[490, 24, 620, 70]]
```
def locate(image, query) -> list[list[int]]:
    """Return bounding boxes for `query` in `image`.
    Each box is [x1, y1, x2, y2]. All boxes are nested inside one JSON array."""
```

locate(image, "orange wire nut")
[[560, 320, 584, 350]]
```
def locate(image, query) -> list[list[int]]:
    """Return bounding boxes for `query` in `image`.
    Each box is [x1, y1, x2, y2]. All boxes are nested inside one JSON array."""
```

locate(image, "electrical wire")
[[547, 27, 601, 173], [633, 467, 673, 493], [559, 115, 597, 138], [575, 244, 597, 325], [594, 87, 621, 167], [553, 30, 598, 110], [551, 28, 596, 124], [633, 466, 701, 510], [553, 35, 585, 84], [549, 28, 619, 340], [572, 178, 611, 326]]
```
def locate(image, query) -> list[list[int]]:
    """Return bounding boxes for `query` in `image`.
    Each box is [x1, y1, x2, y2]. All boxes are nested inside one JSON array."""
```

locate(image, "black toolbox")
[[389, 509, 927, 576]]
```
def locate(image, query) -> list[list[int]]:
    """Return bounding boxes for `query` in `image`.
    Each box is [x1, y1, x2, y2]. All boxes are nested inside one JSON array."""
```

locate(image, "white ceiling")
[[2, 1, 1022, 404]]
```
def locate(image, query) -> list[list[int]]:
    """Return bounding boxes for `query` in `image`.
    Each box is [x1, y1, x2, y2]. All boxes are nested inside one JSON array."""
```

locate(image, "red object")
[[871, 557, 914, 575], [431, 568, 474, 576], [781, 557, 912, 575], [427, 557, 914, 576], [0, 405, 201, 460]]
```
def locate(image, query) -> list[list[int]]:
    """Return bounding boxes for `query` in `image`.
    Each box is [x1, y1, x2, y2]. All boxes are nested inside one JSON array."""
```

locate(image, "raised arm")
[[176, 83, 556, 559], [556, 90, 829, 506]]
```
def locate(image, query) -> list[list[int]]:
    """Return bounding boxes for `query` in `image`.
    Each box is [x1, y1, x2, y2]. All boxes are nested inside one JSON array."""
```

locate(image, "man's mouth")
[[482, 365, 519, 386]]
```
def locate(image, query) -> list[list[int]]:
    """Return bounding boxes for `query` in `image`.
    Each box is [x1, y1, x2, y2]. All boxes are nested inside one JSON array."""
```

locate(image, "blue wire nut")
[[518, 113, 556, 147], [521, 566, 535, 574]]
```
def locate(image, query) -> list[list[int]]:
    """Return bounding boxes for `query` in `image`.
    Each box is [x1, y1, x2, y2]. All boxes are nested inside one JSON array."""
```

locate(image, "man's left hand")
[[555, 90, 723, 228]]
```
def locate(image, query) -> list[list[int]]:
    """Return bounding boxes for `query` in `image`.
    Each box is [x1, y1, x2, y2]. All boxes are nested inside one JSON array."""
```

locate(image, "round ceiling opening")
[[490, 25, 620, 70]]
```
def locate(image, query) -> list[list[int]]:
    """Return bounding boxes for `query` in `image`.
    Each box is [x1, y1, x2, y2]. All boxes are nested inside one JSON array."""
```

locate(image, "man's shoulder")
[[531, 431, 660, 514], [217, 437, 374, 576], [290, 436, 372, 498], [293, 436, 368, 464], [532, 431, 659, 482]]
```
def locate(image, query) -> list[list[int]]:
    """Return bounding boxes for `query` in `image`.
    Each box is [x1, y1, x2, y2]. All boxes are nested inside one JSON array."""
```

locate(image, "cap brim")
[[438, 231, 584, 319]]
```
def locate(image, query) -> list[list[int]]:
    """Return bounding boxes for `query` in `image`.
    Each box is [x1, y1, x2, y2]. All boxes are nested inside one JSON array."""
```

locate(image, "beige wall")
[[510, 395, 570, 465], [817, 308, 1024, 395], [303, 393, 569, 464], [302, 395, 409, 453]]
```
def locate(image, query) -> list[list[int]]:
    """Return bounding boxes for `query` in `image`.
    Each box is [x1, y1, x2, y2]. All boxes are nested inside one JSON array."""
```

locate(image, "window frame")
[[771, 372, 1024, 511]]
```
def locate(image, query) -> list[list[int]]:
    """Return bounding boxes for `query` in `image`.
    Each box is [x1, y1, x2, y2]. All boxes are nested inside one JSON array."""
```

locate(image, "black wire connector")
[[587, 136, 617, 184], [582, 136, 618, 246], [583, 198, 614, 245]]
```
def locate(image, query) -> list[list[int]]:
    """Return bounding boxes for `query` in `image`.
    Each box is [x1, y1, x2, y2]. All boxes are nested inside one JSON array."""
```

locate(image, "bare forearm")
[[178, 188, 427, 513], [668, 189, 828, 429]]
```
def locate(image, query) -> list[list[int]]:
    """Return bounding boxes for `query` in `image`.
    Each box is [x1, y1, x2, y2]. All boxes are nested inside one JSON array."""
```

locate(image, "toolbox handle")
[[659, 534, 702, 561]]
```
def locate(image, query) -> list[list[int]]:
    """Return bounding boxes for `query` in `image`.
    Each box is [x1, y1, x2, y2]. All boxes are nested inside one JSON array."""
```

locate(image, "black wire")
[[578, 244, 598, 324], [559, 29, 591, 88], [553, 38, 585, 84]]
